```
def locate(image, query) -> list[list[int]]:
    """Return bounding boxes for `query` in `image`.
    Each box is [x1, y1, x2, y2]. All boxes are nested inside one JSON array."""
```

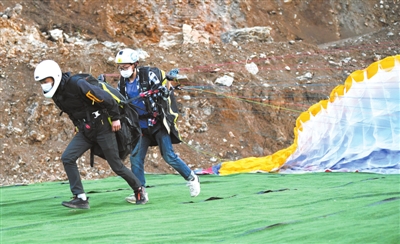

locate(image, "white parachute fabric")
[[280, 55, 400, 174]]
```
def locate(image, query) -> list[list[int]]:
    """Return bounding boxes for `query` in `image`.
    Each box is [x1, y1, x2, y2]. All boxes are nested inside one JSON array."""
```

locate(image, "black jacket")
[[53, 72, 121, 126]]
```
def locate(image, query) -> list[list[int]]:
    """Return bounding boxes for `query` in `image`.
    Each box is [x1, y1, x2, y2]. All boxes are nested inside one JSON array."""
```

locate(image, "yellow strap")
[[85, 91, 103, 104], [100, 82, 119, 125], [161, 70, 168, 86], [101, 83, 121, 104]]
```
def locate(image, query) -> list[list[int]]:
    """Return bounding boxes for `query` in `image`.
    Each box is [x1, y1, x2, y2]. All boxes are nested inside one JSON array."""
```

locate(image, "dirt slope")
[[0, 0, 399, 185]]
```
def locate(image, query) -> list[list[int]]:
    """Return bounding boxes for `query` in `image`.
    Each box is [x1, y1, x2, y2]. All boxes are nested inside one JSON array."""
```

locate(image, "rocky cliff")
[[0, 0, 399, 185]]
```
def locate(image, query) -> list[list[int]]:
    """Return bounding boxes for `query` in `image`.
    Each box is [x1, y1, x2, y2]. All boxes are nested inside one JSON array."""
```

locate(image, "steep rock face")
[[4, 0, 398, 45], [0, 0, 399, 185]]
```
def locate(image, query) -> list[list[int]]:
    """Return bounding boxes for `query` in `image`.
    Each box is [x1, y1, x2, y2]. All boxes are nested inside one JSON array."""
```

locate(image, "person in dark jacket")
[[114, 48, 200, 203], [34, 60, 148, 209]]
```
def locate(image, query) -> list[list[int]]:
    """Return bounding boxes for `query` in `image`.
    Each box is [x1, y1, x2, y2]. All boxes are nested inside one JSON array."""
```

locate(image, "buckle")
[[92, 111, 101, 119]]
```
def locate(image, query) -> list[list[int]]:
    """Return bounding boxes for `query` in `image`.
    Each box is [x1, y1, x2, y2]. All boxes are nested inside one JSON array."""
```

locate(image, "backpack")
[[68, 74, 141, 167], [120, 66, 182, 146]]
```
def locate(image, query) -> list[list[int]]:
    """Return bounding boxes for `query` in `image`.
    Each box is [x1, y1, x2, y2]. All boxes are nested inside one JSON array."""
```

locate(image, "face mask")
[[120, 67, 133, 78], [41, 83, 53, 93]]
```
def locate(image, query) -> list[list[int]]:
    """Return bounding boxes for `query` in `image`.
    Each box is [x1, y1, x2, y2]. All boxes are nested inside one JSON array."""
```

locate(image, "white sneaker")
[[186, 174, 200, 197], [125, 190, 149, 204]]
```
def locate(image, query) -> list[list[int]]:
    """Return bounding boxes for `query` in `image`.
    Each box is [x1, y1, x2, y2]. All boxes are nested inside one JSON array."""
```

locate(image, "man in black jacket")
[[34, 60, 147, 209]]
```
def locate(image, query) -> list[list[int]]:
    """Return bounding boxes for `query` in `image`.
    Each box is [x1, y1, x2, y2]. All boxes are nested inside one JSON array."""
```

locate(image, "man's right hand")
[[111, 120, 121, 132]]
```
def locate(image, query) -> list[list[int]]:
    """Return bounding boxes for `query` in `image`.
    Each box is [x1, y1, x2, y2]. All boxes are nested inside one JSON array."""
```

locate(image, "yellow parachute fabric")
[[218, 55, 400, 175]]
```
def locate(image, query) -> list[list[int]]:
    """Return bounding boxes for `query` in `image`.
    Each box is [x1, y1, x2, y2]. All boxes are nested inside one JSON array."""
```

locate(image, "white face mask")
[[41, 83, 53, 93], [120, 67, 134, 78]]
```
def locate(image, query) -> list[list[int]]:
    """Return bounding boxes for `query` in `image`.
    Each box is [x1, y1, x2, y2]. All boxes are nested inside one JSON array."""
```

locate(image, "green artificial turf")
[[1, 173, 399, 243]]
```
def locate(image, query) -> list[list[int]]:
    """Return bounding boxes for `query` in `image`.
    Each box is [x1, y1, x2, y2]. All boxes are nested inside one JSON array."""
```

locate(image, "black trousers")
[[61, 120, 141, 195]]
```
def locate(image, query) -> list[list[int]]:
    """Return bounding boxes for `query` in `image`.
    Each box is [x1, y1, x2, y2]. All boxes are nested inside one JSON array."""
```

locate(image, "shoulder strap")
[[119, 76, 126, 97], [150, 67, 164, 84], [67, 73, 82, 84], [138, 66, 167, 90], [84, 74, 100, 86], [138, 66, 151, 92], [53, 73, 71, 116]]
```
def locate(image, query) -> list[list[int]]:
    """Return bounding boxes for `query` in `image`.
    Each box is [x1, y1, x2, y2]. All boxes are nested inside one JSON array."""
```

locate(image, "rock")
[[245, 62, 259, 75], [215, 75, 234, 86], [221, 26, 274, 43], [182, 24, 210, 45], [48, 29, 63, 42]]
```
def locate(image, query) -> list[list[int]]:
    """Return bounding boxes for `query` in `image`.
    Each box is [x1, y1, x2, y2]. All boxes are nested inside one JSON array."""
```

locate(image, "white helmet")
[[34, 60, 62, 98], [115, 48, 139, 64]]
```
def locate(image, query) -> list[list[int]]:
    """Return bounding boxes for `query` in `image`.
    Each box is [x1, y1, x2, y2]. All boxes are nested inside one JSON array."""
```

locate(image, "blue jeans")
[[130, 127, 192, 186]]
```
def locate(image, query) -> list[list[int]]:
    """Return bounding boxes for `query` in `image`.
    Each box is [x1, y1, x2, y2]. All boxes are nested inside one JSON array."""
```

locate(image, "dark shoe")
[[125, 189, 149, 204], [134, 187, 148, 205], [62, 196, 90, 209]]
